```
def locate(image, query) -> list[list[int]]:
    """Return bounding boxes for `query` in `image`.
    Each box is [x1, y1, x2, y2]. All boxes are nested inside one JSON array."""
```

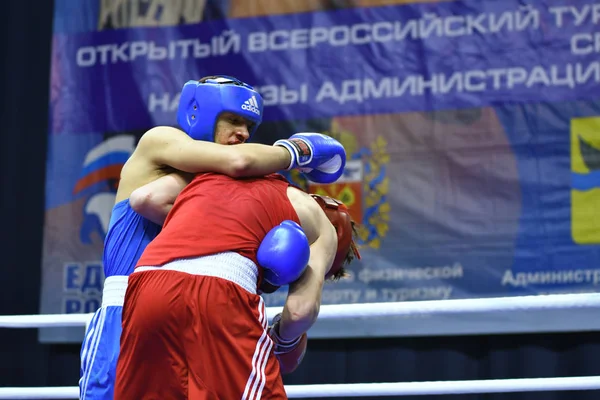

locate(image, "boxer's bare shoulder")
[[286, 187, 322, 245], [115, 127, 188, 203], [286, 186, 337, 270]]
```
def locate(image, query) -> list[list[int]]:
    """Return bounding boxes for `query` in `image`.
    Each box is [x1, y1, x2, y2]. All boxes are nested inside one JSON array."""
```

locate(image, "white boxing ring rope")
[[1, 293, 600, 398]]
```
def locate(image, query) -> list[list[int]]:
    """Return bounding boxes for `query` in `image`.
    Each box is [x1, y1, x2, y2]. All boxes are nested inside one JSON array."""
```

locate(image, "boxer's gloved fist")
[[257, 221, 310, 287], [269, 313, 308, 375], [274, 133, 346, 184]]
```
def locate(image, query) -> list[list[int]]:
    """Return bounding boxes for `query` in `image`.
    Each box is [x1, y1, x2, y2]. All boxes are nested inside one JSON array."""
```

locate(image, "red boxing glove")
[[269, 314, 308, 374]]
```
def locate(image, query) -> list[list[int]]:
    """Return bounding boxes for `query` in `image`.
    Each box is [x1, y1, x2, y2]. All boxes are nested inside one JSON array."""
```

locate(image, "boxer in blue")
[[78, 75, 347, 399]]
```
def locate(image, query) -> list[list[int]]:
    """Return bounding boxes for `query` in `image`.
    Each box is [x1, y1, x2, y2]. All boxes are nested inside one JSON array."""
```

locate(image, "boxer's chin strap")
[[310, 194, 341, 210]]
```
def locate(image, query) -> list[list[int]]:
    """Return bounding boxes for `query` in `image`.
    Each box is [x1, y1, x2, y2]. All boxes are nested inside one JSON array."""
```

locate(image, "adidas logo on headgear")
[[241, 95, 261, 115]]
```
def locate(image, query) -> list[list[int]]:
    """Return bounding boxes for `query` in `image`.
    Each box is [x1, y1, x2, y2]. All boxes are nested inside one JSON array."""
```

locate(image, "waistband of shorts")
[[135, 252, 258, 294], [101, 275, 129, 307]]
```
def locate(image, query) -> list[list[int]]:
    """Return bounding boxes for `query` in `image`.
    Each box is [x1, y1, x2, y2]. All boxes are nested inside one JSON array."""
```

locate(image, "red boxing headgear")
[[310, 194, 361, 279]]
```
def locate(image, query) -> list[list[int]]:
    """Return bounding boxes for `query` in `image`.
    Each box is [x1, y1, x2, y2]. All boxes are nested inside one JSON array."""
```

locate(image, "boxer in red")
[[114, 172, 360, 399]]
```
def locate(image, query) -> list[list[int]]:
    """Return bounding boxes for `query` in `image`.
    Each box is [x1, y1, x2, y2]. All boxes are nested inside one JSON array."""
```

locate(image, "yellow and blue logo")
[[287, 122, 390, 249], [571, 117, 600, 244]]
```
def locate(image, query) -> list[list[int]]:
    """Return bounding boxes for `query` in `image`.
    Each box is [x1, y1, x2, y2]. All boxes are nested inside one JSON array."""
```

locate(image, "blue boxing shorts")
[[79, 199, 161, 400], [79, 276, 127, 399]]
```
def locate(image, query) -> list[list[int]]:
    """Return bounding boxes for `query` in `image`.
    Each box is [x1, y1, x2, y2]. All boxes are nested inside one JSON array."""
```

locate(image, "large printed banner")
[[42, 0, 600, 341]]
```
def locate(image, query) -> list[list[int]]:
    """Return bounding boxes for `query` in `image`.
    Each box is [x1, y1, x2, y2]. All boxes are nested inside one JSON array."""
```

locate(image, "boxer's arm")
[[277, 199, 337, 341], [137, 126, 291, 177], [129, 172, 193, 225]]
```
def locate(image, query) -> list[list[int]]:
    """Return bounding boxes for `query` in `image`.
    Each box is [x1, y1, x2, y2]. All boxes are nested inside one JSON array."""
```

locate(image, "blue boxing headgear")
[[177, 75, 263, 142]]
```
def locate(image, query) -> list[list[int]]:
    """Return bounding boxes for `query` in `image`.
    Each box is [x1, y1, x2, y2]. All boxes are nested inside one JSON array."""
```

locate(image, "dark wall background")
[[0, 1, 599, 399]]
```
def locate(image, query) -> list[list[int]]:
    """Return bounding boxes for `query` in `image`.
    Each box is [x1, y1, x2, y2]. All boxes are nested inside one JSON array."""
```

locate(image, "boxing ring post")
[[2, 293, 600, 398]]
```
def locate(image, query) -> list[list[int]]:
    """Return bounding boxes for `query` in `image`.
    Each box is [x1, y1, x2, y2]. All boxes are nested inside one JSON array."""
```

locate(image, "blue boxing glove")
[[274, 133, 346, 184], [257, 221, 310, 287]]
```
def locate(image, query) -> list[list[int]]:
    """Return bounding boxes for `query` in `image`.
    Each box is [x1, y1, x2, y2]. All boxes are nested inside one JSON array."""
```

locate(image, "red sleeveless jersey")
[[136, 173, 300, 267]]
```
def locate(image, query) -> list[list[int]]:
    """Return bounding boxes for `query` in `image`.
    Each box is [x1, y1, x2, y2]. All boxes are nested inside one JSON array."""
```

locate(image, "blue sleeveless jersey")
[[103, 198, 161, 276], [80, 199, 160, 400]]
